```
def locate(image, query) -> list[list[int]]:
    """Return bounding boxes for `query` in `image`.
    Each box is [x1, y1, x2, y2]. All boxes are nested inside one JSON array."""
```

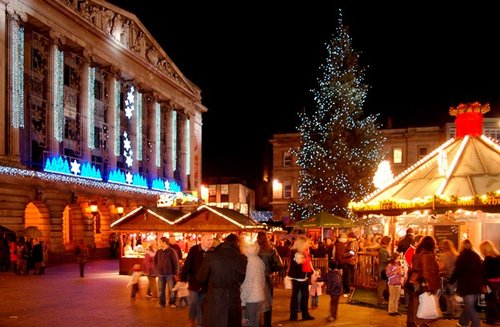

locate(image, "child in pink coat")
[[309, 269, 324, 309], [386, 252, 404, 316]]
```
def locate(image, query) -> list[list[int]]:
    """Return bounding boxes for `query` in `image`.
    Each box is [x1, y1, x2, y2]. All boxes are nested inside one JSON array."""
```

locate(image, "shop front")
[[110, 206, 186, 275]]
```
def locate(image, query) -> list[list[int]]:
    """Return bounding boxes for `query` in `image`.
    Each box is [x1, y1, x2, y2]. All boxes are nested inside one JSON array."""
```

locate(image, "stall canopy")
[[175, 205, 265, 232], [110, 206, 186, 232], [349, 103, 500, 217], [294, 212, 352, 228]]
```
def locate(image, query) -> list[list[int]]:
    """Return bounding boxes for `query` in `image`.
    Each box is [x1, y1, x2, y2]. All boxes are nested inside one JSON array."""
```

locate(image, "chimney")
[[449, 102, 490, 138]]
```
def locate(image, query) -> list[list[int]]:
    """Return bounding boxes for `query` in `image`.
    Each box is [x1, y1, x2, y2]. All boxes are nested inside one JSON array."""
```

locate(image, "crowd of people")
[[119, 229, 500, 327], [0, 235, 48, 275], [5, 228, 498, 327]]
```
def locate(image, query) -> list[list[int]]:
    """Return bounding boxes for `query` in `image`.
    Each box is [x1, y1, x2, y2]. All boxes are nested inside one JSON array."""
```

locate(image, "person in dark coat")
[[449, 239, 483, 327], [397, 228, 414, 254], [196, 233, 247, 327], [479, 240, 500, 325], [319, 260, 343, 322], [154, 236, 179, 308], [256, 232, 283, 327], [180, 233, 214, 327]]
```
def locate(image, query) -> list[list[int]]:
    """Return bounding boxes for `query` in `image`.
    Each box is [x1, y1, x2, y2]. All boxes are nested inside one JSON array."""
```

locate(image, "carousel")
[[349, 102, 500, 250]]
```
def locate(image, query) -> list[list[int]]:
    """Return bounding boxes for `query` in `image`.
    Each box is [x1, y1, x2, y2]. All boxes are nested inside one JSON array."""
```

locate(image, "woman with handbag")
[[286, 236, 315, 321], [450, 239, 483, 327], [410, 235, 441, 327]]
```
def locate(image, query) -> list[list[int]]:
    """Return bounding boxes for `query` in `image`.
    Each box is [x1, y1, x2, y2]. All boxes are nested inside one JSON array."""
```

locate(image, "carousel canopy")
[[350, 103, 500, 215]]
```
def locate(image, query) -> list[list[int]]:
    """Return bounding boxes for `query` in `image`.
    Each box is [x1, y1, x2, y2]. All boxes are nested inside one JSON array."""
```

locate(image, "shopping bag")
[[417, 292, 442, 320], [284, 276, 293, 289]]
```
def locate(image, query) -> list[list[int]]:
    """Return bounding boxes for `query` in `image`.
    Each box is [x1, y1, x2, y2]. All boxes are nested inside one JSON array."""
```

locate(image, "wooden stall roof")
[[110, 205, 265, 232], [110, 206, 187, 231], [174, 205, 266, 232]]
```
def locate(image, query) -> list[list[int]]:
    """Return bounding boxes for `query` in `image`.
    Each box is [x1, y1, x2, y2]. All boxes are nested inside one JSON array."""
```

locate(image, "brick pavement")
[[0, 259, 462, 327]]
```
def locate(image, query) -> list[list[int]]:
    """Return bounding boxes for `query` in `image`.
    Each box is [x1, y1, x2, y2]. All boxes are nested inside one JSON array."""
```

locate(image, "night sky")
[[107, 1, 500, 186]]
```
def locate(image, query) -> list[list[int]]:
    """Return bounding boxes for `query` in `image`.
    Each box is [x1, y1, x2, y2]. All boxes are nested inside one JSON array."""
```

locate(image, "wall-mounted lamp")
[[89, 202, 98, 217], [116, 205, 124, 216]]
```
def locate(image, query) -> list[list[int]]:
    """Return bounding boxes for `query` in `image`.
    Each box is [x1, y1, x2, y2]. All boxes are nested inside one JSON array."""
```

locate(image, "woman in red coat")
[[409, 235, 440, 327]]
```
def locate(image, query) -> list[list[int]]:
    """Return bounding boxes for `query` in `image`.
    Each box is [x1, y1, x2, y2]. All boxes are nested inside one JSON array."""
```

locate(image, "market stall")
[[110, 206, 186, 274], [110, 204, 266, 274]]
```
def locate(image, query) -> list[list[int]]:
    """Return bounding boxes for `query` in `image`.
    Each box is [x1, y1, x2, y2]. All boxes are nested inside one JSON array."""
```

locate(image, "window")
[[94, 80, 103, 100], [393, 147, 403, 164], [208, 185, 216, 203], [418, 146, 428, 160], [283, 151, 292, 167], [283, 181, 292, 198], [221, 184, 229, 202]]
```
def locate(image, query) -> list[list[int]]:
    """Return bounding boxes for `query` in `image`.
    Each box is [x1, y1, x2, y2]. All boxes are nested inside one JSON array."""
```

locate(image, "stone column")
[[5, 5, 27, 159], [189, 113, 202, 191], [79, 51, 92, 162], [164, 105, 173, 180], [147, 95, 158, 179], [0, 1, 7, 156], [177, 110, 187, 190], [106, 67, 120, 171]]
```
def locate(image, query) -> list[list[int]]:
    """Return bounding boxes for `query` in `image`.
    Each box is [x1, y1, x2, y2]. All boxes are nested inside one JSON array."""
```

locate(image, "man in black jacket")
[[197, 233, 247, 327], [180, 234, 213, 327], [397, 228, 414, 254], [154, 236, 179, 308]]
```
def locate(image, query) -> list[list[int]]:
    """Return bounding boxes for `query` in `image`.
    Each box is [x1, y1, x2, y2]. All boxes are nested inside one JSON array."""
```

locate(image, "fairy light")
[[114, 80, 121, 156], [186, 117, 190, 174], [291, 9, 385, 219], [136, 92, 142, 160], [156, 102, 161, 167], [87, 67, 96, 149], [53, 48, 64, 142], [1, 164, 166, 196], [10, 19, 24, 128], [172, 110, 177, 172]]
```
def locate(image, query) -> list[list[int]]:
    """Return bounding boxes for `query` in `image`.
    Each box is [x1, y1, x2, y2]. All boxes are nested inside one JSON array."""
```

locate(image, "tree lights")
[[290, 10, 385, 219]]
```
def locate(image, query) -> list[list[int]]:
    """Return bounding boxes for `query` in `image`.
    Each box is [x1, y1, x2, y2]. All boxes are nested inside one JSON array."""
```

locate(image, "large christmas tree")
[[290, 11, 385, 220]]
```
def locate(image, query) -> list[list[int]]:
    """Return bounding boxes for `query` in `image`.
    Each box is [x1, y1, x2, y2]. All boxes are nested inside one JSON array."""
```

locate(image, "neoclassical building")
[[0, 0, 206, 257]]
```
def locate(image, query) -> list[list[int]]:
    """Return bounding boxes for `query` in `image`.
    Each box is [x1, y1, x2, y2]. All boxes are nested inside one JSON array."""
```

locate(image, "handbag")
[[284, 276, 293, 289], [416, 292, 442, 320]]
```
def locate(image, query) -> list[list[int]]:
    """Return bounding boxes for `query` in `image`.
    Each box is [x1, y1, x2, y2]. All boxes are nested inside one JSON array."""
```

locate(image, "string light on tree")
[[290, 9, 385, 220]]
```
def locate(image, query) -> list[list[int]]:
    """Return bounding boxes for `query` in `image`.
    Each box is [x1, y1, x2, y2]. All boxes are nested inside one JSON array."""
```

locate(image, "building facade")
[[0, 0, 206, 257], [201, 177, 255, 216], [270, 118, 500, 222]]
